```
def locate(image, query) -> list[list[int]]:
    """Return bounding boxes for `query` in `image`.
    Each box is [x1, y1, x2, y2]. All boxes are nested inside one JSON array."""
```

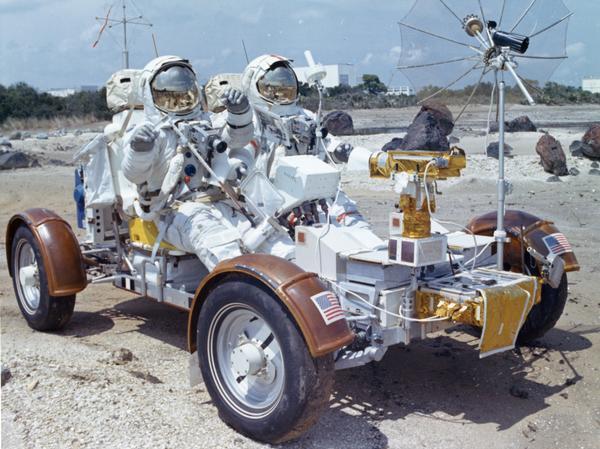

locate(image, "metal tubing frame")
[[496, 78, 506, 270]]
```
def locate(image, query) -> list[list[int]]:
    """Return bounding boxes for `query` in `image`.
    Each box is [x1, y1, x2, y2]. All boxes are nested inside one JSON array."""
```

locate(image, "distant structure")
[[46, 85, 99, 97], [294, 63, 357, 88], [385, 86, 415, 96], [582, 77, 600, 94]]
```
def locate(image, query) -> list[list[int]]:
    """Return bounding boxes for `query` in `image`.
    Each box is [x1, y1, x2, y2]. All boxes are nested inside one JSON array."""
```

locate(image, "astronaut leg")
[[163, 202, 243, 271], [328, 190, 371, 229]]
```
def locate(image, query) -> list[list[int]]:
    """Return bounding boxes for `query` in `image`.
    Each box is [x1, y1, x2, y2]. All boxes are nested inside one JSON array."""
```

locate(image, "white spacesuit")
[[240, 54, 368, 228], [122, 56, 293, 271]]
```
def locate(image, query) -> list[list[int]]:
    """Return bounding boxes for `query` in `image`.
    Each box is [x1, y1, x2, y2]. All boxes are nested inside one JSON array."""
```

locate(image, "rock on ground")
[[420, 101, 454, 136], [490, 115, 537, 133], [0, 151, 41, 170], [323, 110, 354, 135], [486, 141, 514, 159], [381, 137, 404, 152], [401, 110, 449, 152], [581, 124, 600, 158], [536, 133, 568, 176]]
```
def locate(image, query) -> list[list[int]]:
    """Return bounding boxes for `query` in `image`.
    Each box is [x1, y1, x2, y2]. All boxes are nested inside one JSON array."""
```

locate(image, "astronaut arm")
[[216, 89, 254, 150], [121, 125, 160, 185]]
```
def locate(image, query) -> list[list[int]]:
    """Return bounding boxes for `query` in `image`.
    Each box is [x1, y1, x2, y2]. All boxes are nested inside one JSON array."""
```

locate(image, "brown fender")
[[6, 208, 87, 297], [467, 209, 579, 273], [187, 254, 355, 358]]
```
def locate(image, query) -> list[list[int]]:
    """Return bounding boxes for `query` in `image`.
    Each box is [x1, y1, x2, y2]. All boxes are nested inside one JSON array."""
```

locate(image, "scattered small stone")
[[589, 168, 600, 176], [111, 348, 133, 365], [509, 384, 529, 399], [486, 141, 514, 159], [27, 379, 39, 391], [8, 131, 22, 140], [448, 135, 460, 144], [527, 422, 538, 433], [128, 370, 163, 384], [0, 137, 12, 148], [568, 167, 580, 176], [559, 392, 569, 399], [22, 131, 31, 139], [1, 366, 12, 386], [546, 175, 561, 183], [591, 161, 599, 168], [74, 129, 83, 136], [35, 132, 49, 140]]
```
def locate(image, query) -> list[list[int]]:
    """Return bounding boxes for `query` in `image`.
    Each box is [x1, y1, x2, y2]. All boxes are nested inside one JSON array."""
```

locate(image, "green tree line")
[[0, 83, 111, 124], [1, 76, 598, 124]]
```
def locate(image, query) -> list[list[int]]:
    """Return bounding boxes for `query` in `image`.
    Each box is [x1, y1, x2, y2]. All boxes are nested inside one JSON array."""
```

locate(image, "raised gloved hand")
[[130, 123, 158, 152], [221, 88, 250, 114]]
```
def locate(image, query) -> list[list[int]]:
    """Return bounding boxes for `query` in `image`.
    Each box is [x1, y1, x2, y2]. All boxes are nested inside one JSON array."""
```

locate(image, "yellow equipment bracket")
[[128, 218, 178, 251]]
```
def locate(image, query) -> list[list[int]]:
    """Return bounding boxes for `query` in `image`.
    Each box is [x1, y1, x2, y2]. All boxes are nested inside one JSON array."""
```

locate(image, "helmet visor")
[[256, 64, 298, 104], [151, 64, 200, 114]]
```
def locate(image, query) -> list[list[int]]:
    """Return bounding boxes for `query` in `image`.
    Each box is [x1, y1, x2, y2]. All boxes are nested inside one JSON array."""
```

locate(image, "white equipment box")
[[388, 234, 448, 267], [273, 155, 340, 211]]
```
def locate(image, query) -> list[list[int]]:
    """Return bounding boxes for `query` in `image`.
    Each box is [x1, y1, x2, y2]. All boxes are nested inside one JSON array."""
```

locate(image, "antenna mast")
[[95, 0, 154, 69]]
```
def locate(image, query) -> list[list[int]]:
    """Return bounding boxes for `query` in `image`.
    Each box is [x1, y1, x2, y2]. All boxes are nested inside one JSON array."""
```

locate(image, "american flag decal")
[[310, 291, 345, 325], [542, 233, 572, 256]]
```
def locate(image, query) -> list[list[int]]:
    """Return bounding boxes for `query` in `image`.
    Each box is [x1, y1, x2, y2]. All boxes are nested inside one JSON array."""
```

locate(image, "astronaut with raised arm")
[[122, 55, 293, 271], [240, 54, 369, 228]]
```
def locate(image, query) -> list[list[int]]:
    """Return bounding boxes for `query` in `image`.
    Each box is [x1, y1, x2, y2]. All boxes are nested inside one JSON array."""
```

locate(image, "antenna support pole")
[[495, 78, 507, 270], [122, 1, 129, 68]]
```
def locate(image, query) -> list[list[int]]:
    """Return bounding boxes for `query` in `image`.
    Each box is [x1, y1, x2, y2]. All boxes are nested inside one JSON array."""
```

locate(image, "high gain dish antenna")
[[397, 0, 572, 270], [93, 0, 156, 68]]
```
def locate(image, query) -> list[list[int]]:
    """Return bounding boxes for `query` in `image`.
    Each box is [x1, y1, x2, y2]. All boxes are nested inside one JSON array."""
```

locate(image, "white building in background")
[[45, 85, 99, 97], [293, 64, 357, 88], [385, 86, 415, 96], [582, 78, 600, 94], [45, 88, 76, 97]]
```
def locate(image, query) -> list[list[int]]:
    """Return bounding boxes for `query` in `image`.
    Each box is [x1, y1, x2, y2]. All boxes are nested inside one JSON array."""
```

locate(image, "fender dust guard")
[[187, 254, 354, 358]]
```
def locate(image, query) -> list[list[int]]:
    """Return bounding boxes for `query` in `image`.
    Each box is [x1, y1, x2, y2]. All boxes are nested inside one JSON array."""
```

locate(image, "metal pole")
[[495, 77, 506, 270], [122, 1, 129, 68]]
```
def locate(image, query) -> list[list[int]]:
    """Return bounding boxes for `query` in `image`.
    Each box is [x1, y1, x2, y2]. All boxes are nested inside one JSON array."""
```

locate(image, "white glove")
[[131, 123, 158, 152], [221, 88, 250, 114]]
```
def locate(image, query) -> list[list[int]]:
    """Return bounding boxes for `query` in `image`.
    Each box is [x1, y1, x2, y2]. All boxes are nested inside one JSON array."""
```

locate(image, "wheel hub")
[[231, 341, 266, 377], [19, 265, 38, 289]]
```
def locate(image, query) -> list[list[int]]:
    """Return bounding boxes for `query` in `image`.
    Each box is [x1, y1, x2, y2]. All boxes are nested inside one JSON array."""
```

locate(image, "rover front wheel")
[[197, 277, 334, 443], [11, 225, 75, 331]]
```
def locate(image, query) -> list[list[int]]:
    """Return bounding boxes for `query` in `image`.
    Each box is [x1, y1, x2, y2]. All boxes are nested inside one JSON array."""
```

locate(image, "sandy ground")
[[1, 106, 599, 449]]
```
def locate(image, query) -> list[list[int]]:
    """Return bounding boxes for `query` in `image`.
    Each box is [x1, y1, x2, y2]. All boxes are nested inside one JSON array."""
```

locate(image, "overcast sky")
[[0, 0, 597, 90]]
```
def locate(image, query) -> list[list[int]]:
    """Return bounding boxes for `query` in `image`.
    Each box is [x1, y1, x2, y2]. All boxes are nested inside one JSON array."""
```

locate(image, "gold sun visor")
[[257, 63, 298, 104], [150, 64, 200, 114]]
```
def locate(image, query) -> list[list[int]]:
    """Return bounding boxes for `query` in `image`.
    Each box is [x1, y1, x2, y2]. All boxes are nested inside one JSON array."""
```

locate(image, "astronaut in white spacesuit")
[[122, 55, 293, 271], [240, 54, 369, 228]]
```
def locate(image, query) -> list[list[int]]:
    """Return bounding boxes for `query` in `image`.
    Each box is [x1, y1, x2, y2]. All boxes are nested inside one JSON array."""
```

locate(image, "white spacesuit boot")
[[121, 55, 270, 271], [241, 54, 370, 229]]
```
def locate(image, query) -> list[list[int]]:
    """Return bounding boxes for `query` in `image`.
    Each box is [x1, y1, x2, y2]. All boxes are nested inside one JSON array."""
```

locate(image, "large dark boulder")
[[506, 115, 537, 132], [581, 124, 600, 159], [381, 137, 404, 152], [420, 101, 454, 136], [490, 115, 537, 133], [0, 151, 40, 170], [486, 141, 514, 159], [536, 133, 568, 176], [400, 110, 449, 152], [323, 110, 354, 135]]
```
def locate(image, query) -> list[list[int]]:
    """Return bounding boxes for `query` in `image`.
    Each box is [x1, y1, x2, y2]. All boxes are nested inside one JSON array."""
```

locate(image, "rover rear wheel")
[[197, 277, 334, 443], [517, 273, 568, 344], [11, 225, 75, 331]]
